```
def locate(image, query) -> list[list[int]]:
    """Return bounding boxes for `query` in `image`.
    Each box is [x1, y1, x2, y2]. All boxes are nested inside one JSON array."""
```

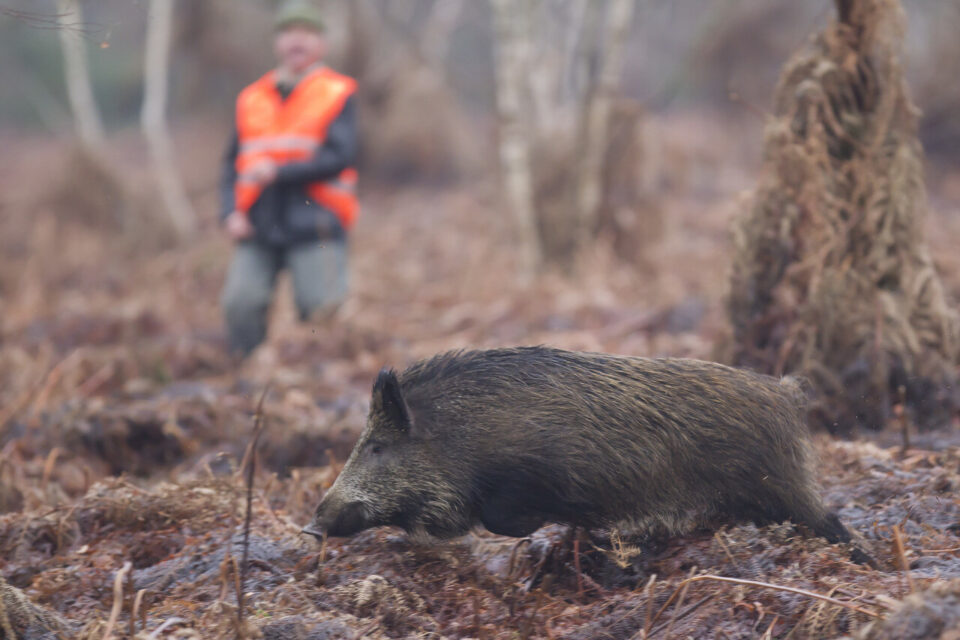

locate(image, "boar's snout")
[[304, 496, 370, 539]]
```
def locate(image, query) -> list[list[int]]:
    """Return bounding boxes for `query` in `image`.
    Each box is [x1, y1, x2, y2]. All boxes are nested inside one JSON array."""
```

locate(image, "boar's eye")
[[370, 443, 383, 455]]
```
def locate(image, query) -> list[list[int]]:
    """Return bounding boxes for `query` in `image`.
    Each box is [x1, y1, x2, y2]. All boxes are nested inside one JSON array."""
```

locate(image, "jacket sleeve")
[[219, 124, 239, 221], [274, 95, 359, 185]]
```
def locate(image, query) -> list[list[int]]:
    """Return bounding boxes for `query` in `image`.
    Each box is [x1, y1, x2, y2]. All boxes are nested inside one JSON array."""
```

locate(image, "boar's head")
[[303, 368, 471, 540]]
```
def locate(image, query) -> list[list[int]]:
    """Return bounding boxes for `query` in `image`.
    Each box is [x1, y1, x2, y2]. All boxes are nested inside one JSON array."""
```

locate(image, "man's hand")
[[247, 158, 279, 186], [225, 211, 255, 241]]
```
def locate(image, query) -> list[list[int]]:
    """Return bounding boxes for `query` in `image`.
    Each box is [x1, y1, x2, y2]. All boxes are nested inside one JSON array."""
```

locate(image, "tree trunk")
[[575, 0, 636, 249], [142, 0, 197, 238], [421, 0, 465, 66], [490, 0, 541, 278], [56, 0, 106, 150]]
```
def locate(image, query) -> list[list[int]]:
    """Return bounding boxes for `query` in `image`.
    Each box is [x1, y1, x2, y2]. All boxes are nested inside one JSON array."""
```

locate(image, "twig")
[[648, 574, 882, 631], [41, 447, 63, 492], [892, 524, 915, 593], [0, 385, 38, 432], [662, 567, 696, 639], [897, 385, 910, 456], [230, 554, 243, 633], [125, 569, 135, 639], [508, 538, 532, 579], [727, 89, 768, 120], [472, 593, 483, 639], [235, 386, 269, 481], [713, 531, 742, 572], [78, 362, 115, 397], [645, 594, 715, 639], [634, 573, 657, 639], [101, 561, 132, 640], [643, 573, 658, 637], [147, 617, 187, 639], [760, 614, 780, 640], [0, 349, 57, 430], [237, 385, 269, 638], [573, 534, 584, 602], [30, 349, 81, 416], [130, 589, 147, 639]]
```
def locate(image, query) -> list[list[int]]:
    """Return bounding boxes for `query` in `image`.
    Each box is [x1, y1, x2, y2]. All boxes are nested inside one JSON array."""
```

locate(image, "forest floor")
[[2, 116, 960, 638]]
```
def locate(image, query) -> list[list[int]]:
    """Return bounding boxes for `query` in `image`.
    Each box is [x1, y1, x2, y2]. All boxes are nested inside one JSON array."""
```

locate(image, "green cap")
[[274, 0, 325, 32]]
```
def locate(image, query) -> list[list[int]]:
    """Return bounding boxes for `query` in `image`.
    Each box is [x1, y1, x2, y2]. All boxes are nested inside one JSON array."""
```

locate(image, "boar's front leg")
[[479, 486, 547, 537]]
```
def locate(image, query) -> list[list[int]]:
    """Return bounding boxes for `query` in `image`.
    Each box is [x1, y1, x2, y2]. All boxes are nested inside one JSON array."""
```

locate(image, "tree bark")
[[142, 0, 197, 237], [490, 0, 542, 278], [575, 0, 636, 249], [56, 0, 106, 150]]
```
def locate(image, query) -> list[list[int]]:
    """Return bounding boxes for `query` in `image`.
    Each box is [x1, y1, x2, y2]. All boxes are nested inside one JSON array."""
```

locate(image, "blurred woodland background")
[[2, 1, 960, 638]]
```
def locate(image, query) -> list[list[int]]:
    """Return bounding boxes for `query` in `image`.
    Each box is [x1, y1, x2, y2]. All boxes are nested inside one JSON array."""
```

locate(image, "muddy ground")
[[2, 118, 960, 638]]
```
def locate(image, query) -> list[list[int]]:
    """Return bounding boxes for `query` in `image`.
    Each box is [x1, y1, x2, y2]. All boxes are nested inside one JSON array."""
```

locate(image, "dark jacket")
[[220, 89, 358, 247]]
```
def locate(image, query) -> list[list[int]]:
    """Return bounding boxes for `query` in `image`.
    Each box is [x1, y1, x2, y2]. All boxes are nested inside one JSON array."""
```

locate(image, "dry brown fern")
[[727, 0, 959, 433]]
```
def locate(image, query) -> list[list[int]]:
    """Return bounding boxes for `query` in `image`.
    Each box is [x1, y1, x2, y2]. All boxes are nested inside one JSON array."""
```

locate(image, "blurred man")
[[219, 0, 358, 356]]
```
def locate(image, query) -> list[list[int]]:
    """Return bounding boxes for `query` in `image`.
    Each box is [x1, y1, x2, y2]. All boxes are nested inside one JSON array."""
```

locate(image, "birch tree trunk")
[[56, 0, 106, 150], [575, 0, 635, 248], [142, 0, 197, 237], [491, 0, 541, 278]]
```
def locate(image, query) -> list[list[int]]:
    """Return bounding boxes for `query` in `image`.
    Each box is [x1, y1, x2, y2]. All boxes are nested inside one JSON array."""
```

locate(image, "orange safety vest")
[[234, 66, 359, 230]]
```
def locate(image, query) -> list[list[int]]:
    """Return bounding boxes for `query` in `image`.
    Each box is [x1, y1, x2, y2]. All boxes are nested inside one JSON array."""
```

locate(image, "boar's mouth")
[[304, 500, 371, 539]]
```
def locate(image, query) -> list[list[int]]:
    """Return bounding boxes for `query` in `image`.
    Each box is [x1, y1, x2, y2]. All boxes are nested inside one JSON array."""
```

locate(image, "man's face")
[[274, 24, 326, 74]]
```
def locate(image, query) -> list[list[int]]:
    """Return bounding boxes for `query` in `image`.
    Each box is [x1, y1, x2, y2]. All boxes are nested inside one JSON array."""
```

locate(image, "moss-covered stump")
[[727, 0, 959, 433]]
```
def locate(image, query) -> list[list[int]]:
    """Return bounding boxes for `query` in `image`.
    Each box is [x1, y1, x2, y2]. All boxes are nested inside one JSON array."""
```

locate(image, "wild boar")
[[304, 346, 855, 548]]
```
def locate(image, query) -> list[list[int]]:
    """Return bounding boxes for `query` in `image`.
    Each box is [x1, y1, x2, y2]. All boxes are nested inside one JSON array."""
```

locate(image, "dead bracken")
[[727, 0, 959, 433]]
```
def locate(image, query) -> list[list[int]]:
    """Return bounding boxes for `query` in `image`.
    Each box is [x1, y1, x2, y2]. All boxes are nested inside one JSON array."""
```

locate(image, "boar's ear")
[[373, 368, 412, 433]]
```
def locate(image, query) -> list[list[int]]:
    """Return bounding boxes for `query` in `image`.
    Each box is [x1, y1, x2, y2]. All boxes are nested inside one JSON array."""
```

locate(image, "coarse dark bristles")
[[311, 346, 859, 555]]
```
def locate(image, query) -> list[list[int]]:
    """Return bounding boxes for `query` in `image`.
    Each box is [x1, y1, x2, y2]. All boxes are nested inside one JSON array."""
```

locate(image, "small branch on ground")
[[237, 386, 269, 638], [892, 524, 915, 593], [649, 574, 883, 629], [102, 561, 132, 640]]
